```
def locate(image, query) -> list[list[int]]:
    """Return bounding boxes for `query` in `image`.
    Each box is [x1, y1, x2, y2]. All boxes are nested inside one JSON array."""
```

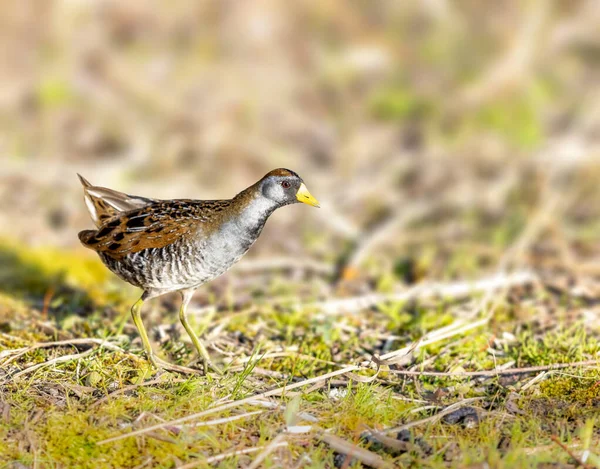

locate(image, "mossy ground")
[[1, 228, 600, 469]]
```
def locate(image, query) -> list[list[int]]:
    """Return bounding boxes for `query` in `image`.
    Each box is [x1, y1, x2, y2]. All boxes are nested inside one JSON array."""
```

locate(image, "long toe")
[[202, 357, 223, 376], [153, 356, 203, 375], [147, 354, 160, 369]]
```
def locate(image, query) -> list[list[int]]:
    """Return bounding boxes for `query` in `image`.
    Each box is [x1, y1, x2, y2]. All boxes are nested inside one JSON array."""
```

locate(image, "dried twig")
[[550, 435, 594, 469]]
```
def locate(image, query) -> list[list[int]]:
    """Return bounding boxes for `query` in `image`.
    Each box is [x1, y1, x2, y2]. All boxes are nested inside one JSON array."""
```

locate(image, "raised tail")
[[77, 174, 157, 227]]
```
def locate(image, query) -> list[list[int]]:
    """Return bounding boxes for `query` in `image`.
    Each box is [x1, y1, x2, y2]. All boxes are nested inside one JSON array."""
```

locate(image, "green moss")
[[369, 87, 434, 121], [512, 327, 600, 366], [477, 92, 543, 149], [0, 239, 113, 301], [539, 373, 600, 406], [37, 78, 74, 109]]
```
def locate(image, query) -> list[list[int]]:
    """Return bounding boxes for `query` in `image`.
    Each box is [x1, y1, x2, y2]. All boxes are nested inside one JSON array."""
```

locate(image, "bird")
[[77, 168, 319, 373]]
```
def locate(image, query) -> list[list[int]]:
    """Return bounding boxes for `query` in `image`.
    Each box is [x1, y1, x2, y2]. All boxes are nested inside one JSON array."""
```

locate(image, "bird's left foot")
[[198, 357, 223, 376], [153, 356, 204, 375]]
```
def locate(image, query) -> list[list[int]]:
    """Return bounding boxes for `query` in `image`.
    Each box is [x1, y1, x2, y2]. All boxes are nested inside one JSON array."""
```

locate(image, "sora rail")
[[78, 169, 319, 373]]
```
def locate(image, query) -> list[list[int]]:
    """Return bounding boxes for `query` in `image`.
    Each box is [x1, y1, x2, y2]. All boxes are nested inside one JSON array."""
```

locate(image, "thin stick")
[[384, 397, 484, 434], [386, 360, 600, 378], [247, 434, 287, 469], [550, 435, 594, 469], [0, 338, 125, 366], [379, 317, 490, 364], [177, 442, 289, 468], [184, 410, 264, 428], [307, 271, 535, 316], [9, 349, 96, 381], [319, 432, 394, 469], [232, 352, 339, 367], [90, 377, 187, 408]]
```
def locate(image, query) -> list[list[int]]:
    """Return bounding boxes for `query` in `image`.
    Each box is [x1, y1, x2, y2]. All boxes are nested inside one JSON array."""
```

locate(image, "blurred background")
[[1, 0, 600, 293], [4, 3, 600, 465]]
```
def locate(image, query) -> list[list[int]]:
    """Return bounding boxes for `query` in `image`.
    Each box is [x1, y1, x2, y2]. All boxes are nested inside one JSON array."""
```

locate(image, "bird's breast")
[[196, 219, 262, 276]]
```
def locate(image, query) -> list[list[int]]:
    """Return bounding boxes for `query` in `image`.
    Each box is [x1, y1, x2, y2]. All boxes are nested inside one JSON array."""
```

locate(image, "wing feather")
[[78, 174, 157, 227], [79, 199, 232, 260]]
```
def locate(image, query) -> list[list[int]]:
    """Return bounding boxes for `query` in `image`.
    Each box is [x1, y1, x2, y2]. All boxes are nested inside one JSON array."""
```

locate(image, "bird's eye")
[[281, 181, 291, 189]]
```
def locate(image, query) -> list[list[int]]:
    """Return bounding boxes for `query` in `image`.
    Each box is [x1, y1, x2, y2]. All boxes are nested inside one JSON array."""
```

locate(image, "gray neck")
[[235, 194, 279, 237]]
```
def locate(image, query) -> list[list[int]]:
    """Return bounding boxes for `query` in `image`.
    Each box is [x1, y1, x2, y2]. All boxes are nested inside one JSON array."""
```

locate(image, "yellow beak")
[[296, 183, 320, 207]]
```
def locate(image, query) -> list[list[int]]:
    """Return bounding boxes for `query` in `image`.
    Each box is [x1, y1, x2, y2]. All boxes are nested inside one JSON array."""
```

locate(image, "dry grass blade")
[[361, 425, 415, 453], [309, 271, 535, 316], [0, 338, 126, 366], [184, 410, 265, 428], [247, 434, 287, 469], [90, 377, 188, 408], [386, 360, 600, 378], [319, 432, 394, 469], [9, 349, 96, 381], [177, 442, 289, 468], [384, 397, 484, 434], [379, 317, 490, 364], [550, 435, 595, 469]]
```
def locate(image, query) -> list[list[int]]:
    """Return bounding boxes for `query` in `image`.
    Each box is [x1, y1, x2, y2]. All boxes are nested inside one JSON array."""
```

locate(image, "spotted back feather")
[[78, 199, 235, 260]]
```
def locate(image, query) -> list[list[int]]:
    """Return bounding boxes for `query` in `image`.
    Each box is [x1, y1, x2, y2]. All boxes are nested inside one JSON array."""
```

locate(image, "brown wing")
[[78, 199, 233, 260]]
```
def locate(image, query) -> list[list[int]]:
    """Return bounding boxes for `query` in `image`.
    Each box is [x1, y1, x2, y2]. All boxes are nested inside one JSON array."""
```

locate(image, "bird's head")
[[259, 168, 320, 208]]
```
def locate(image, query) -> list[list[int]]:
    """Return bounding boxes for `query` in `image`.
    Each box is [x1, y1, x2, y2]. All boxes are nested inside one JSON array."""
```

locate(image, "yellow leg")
[[130, 297, 158, 367], [179, 290, 222, 374]]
